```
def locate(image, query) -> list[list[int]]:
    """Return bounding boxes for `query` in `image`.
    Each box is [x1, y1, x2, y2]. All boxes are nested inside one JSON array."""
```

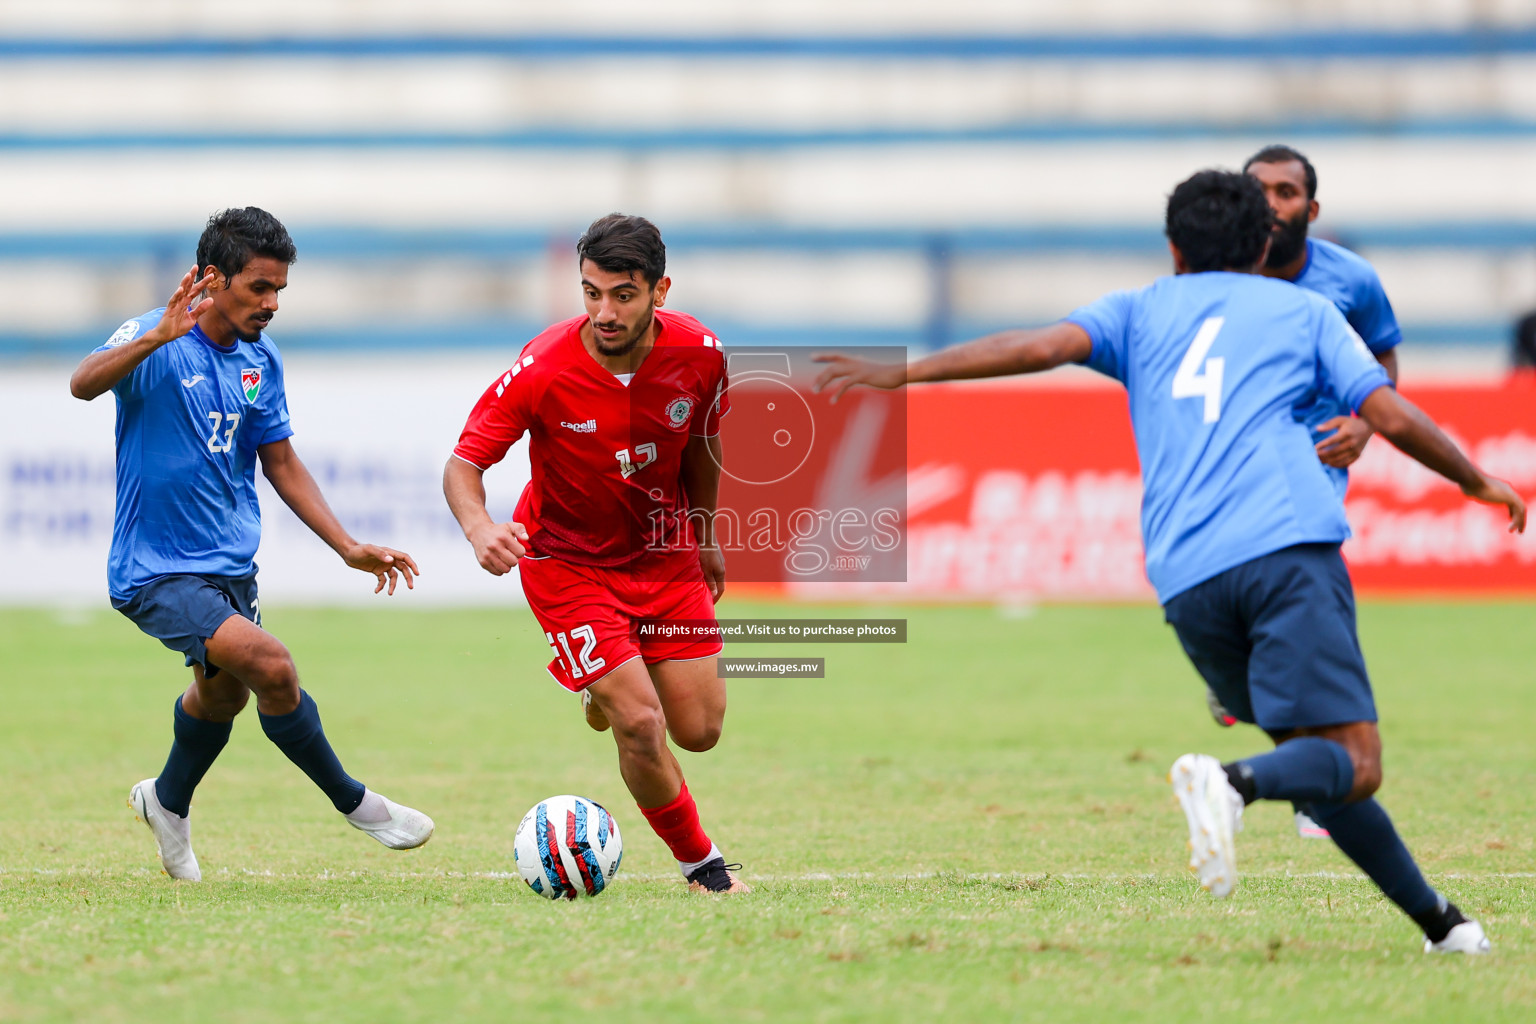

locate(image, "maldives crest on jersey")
[[664, 395, 695, 429], [240, 368, 262, 403]]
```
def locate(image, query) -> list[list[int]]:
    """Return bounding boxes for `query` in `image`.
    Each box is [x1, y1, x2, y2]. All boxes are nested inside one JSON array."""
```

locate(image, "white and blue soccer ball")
[[513, 794, 623, 899]]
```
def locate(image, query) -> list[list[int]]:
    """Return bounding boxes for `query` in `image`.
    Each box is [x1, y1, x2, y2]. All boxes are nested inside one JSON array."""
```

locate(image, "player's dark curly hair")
[[196, 207, 297, 283], [577, 213, 666, 286], [1244, 144, 1317, 199], [1165, 170, 1274, 274]]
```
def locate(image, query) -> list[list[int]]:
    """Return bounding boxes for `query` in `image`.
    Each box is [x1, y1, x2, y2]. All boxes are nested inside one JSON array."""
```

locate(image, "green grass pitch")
[[1, 600, 1533, 1023]]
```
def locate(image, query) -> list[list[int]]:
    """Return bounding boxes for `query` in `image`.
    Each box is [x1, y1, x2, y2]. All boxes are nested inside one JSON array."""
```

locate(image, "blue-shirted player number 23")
[[1172, 316, 1225, 423], [206, 411, 241, 453]]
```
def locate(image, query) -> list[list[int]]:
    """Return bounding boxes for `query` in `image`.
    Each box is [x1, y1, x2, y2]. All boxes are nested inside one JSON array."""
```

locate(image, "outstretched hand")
[[1313, 416, 1374, 468], [811, 354, 906, 404], [1462, 475, 1528, 533], [152, 265, 217, 343], [344, 543, 421, 595]]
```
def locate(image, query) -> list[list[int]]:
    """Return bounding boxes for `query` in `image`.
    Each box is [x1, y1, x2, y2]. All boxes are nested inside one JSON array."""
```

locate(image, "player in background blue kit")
[[1199, 145, 1408, 839], [1248, 144, 1402, 486], [813, 171, 1525, 954], [70, 208, 434, 881]]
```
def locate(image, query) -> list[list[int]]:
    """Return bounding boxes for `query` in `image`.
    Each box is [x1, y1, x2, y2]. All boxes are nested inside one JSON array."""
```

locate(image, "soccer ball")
[[513, 794, 623, 899]]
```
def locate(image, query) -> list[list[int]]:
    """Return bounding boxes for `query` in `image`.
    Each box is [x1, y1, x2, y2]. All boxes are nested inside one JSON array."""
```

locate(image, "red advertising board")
[[1341, 374, 1536, 593], [792, 373, 1536, 601]]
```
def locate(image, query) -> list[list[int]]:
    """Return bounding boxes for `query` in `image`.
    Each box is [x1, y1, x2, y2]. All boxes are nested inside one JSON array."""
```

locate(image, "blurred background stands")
[[0, 0, 1534, 378]]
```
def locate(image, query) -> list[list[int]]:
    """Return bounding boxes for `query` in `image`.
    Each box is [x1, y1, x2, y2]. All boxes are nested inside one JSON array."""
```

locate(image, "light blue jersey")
[[1066, 272, 1391, 603], [97, 309, 292, 599], [1290, 237, 1402, 495]]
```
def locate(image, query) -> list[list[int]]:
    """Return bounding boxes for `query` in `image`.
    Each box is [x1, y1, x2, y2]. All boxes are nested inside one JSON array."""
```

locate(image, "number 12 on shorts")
[[1172, 316, 1224, 423], [547, 625, 606, 680]]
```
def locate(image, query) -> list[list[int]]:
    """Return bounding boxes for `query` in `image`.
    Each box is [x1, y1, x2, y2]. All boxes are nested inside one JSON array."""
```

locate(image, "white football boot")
[[345, 789, 434, 850], [1425, 920, 1492, 955], [128, 778, 200, 881], [1170, 753, 1244, 898], [1294, 809, 1331, 839]]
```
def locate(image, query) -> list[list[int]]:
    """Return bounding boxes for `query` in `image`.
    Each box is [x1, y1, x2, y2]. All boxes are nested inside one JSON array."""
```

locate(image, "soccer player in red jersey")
[[443, 214, 747, 894]]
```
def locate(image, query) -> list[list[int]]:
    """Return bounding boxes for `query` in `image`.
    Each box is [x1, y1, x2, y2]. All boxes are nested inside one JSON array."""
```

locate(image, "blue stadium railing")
[[4, 116, 1536, 149], [1, 223, 1524, 356], [3, 31, 1535, 59], [8, 223, 1536, 261], [4, 30, 1536, 146]]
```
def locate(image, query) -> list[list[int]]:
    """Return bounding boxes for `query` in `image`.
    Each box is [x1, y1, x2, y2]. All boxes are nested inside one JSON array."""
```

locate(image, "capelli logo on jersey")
[[561, 419, 598, 433]]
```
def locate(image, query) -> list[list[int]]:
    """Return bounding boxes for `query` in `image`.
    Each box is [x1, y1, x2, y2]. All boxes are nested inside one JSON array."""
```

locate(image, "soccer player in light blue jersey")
[[70, 208, 434, 880], [813, 171, 1525, 953], [1247, 144, 1402, 487], [1220, 146, 1408, 839]]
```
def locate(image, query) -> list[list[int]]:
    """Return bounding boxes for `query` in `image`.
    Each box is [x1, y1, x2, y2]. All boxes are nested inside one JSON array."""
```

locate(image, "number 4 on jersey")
[[1172, 316, 1225, 424]]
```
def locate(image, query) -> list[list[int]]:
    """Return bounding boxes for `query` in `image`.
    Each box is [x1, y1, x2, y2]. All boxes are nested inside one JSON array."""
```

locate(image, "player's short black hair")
[[195, 207, 297, 283], [577, 213, 666, 286], [1165, 170, 1274, 274], [1243, 144, 1318, 199]]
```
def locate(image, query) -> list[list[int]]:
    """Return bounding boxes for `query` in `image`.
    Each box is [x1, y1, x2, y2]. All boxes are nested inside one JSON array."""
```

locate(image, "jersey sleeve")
[[94, 313, 163, 400], [257, 345, 294, 446], [1315, 302, 1392, 413], [1064, 289, 1136, 383], [697, 349, 730, 437], [1346, 267, 1403, 354], [453, 358, 536, 469]]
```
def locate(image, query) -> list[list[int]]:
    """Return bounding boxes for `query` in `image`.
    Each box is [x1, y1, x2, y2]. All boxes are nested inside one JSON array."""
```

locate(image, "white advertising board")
[[0, 352, 532, 606]]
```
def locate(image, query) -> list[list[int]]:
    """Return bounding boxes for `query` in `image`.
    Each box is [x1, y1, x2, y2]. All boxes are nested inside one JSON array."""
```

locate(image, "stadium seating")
[[0, 1, 1533, 357]]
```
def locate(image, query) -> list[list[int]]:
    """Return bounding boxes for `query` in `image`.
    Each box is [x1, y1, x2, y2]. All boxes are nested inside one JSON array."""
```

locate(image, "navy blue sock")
[[258, 690, 366, 814], [1226, 737, 1354, 805], [1308, 797, 1447, 932], [154, 696, 232, 817]]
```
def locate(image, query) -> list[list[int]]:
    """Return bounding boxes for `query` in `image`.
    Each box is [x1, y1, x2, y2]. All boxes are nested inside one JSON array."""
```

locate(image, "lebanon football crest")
[[240, 368, 261, 403], [664, 395, 695, 429]]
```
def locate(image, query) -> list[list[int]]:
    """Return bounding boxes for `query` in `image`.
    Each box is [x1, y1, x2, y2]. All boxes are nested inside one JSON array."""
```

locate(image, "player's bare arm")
[[1357, 385, 1526, 531], [441, 455, 528, 575], [69, 266, 215, 400], [681, 432, 726, 603], [813, 322, 1094, 402], [258, 438, 420, 594], [1314, 347, 1399, 468]]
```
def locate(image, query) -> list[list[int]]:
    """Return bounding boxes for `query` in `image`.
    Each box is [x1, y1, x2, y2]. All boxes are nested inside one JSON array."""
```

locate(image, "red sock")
[[638, 780, 713, 864]]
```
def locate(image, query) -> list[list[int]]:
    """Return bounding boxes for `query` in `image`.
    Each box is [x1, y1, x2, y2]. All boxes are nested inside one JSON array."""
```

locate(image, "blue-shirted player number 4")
[[1172, 316, 1225, 423]]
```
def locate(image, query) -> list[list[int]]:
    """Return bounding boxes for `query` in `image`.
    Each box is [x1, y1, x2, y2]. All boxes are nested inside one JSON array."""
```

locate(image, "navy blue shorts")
[[1162, 543, 1376, 732], [111, 571, 261, 676]]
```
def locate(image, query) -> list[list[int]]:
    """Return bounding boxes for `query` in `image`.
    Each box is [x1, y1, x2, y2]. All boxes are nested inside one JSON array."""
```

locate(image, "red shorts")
[[518, 552, 722, 692]]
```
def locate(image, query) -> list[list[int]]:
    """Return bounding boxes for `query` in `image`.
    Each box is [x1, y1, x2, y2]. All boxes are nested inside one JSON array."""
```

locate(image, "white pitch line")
[[5, 867, 1535, 881]]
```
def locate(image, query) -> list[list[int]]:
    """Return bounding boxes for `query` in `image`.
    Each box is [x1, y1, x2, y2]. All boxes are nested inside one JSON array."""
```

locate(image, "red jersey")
[[453, 309, 728, 567]]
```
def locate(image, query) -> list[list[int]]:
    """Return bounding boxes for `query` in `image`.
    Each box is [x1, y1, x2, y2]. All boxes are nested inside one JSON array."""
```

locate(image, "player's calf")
[[649, 656, 727, 754], [590, 665, 746, 892], [184, 670, 250, 723], [1282, 722, 1381, 802], [1307, 798, 1487, 953], [668, 719, 722, 753], [204, 615, 301, 713]]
